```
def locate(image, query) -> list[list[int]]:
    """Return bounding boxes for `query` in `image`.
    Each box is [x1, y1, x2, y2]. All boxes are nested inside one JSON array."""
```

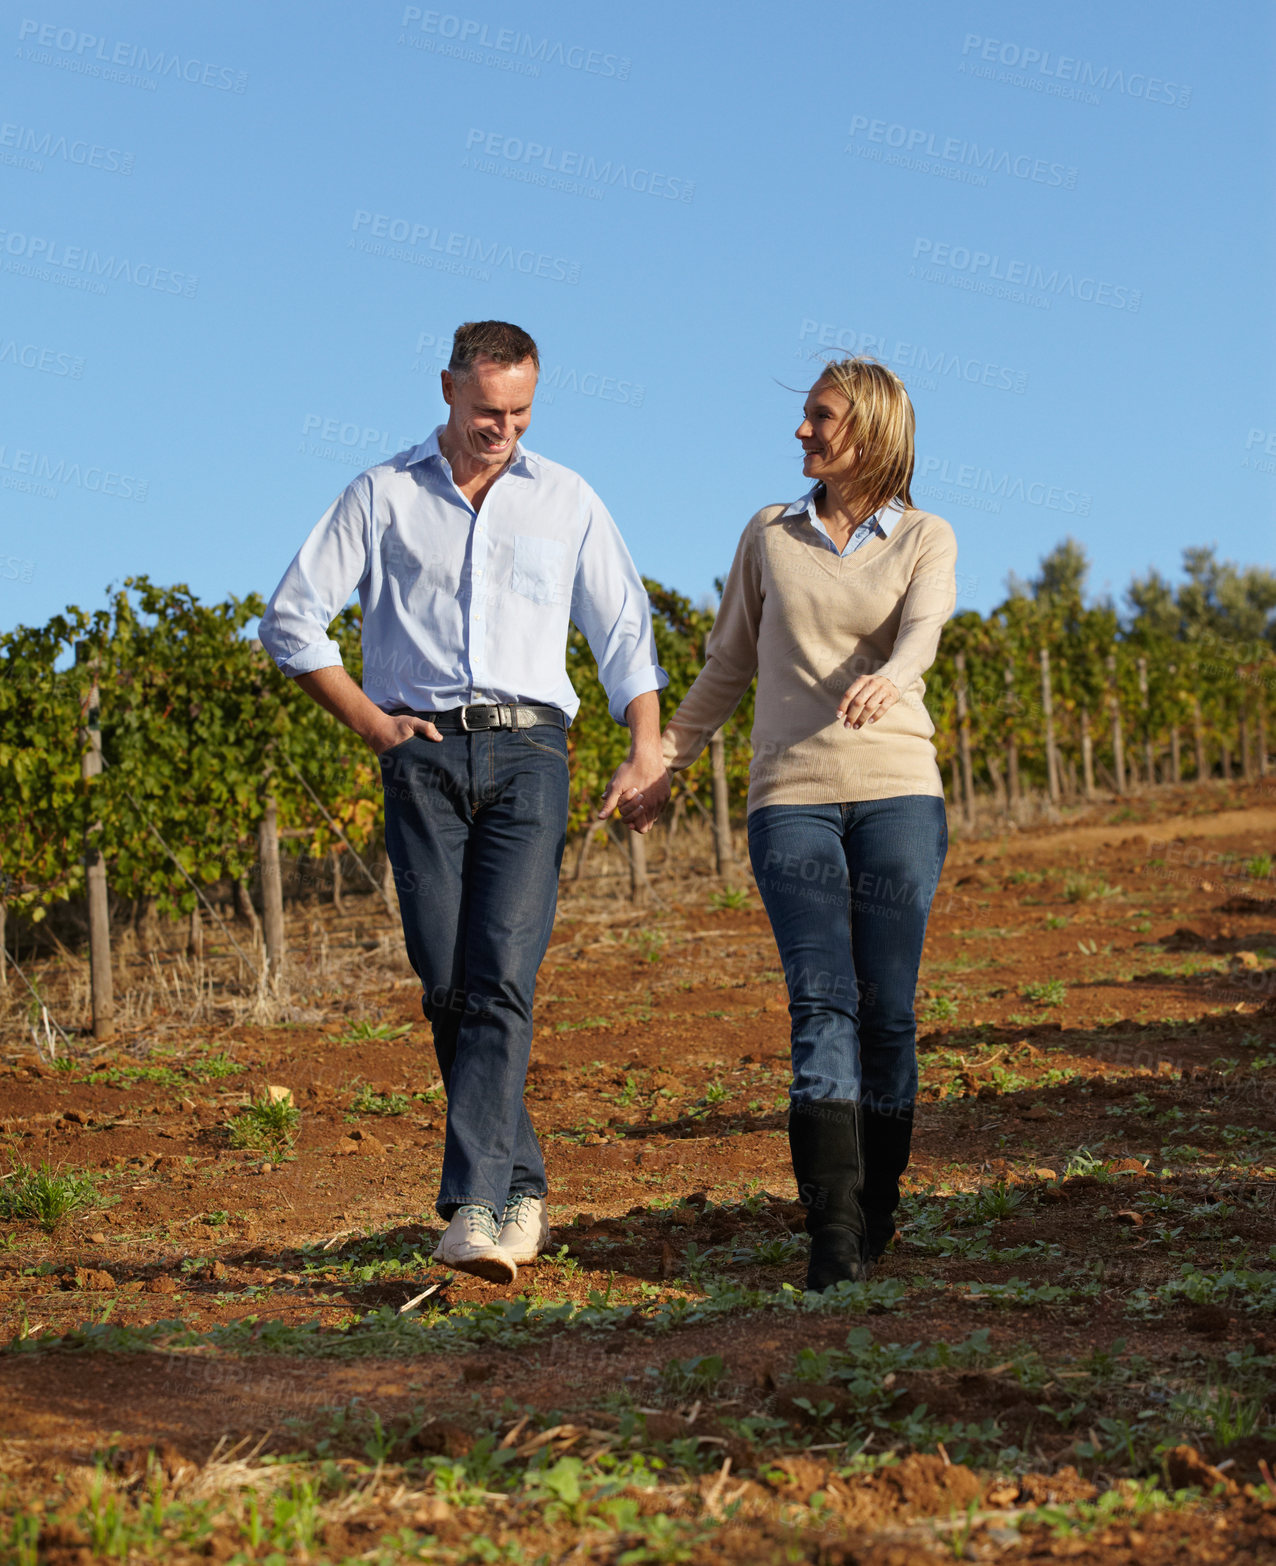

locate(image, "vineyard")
[[1, 540, 1275, 1563], [3, 539, 1274, 1044]]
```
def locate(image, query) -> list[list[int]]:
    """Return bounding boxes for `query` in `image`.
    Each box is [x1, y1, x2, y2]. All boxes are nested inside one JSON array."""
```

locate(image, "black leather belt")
[[393, 703, 566, 733]]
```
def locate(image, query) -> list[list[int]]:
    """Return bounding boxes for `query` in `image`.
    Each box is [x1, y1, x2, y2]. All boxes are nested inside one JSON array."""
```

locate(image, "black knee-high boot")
[[788, 1099, 870, 1291], [860, 1104, 914, 1262]]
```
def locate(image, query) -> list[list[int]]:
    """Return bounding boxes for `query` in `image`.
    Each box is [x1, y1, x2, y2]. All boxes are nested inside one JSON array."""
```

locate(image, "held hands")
[[367, 714, 442, 755], [599, 753, 672, 834], [837, 674, 900, 731]]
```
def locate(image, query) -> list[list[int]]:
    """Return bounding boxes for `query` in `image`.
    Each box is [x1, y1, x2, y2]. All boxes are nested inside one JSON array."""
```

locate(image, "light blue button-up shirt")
[[781, 483, 901, 556], [259, 427, 667, 724]]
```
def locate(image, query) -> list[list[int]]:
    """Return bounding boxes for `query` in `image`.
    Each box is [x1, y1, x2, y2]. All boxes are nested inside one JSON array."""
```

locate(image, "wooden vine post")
[[709, 728, 735, 876], [76, 641, 114, 1041], [258, 776, 286, 982], [1107, 652, 1127, 794], [1167, 662, 1182, 783], [1238, 674, 1253, 781], [1080, 706, 1095, 799], [1192, 695, 1207, 781], [628, 827, 648, 905], [1040, 645, 1060, 806], [1137, 657, 1154, 785], [954, 652, 974, 827], [1003, 664, 1019, 808]]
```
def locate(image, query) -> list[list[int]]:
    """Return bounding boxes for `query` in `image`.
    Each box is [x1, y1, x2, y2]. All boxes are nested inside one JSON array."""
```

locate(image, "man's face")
[[440, 355, 537, 470]]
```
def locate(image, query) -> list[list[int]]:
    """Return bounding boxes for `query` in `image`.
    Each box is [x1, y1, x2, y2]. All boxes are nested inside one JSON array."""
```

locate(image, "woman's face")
[[795, 377, 855, 484]]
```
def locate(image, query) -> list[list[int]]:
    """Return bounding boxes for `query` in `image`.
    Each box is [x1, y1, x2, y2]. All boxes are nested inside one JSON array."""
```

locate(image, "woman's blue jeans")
[[379, 725, 569, 1219], [747, 796, 948, 1113]]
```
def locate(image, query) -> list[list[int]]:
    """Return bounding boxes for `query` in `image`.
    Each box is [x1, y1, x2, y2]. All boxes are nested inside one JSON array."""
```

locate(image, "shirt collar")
[[405, 424, 534, 478], [781, 483, 905, 536]]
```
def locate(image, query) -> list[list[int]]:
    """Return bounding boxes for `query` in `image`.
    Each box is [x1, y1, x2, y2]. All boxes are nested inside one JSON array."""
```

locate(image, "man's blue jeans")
[[747, 796, 948, 1113], [379, 724, 569, 1218]]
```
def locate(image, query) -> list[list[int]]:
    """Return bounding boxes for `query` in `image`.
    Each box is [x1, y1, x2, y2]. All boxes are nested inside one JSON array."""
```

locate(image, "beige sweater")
[[662, 502, 958, 810]]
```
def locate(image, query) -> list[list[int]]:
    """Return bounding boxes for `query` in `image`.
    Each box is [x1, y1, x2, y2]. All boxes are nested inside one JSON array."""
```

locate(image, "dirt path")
[[2, 784, 1274, 1562], [978, 803, 1276, 858]]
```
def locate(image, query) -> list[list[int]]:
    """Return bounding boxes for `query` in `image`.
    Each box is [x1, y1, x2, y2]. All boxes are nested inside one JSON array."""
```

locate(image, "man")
[[259, 320, 669, 1282]]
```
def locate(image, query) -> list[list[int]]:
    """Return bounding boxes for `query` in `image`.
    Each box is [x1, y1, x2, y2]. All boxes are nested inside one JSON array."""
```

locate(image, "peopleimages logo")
[[0, 442, 149, 501], [538, 365, 645, 408], [0, 228, 198, 297], [797, 319, 1027, 396], [398, 10, 631, 81], [0, 121, 134, 175], [0, 549, 36, 583], [1243, 428, 1276, 477], [410, 330, 452, 373], [911, 238, 1140, 312], [298, 414, 418, 468], [349, 210, 580, 285], [0, 335, 85, 378], [958, 34, 1191, 108], [915, 455, 1091, 516], [462, 129, 694, 202], [16, 19, 248, 92], [846, 116, 1077, 188]]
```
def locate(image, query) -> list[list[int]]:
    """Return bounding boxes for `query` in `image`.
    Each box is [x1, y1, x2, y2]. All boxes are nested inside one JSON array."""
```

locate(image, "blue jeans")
[[747, 796, 947, 1112], [379, 724, 569, 1218]]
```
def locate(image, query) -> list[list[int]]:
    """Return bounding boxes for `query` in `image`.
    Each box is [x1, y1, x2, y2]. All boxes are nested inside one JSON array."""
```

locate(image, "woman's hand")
[[837, 674, 900, 730], [615, 766, 673, 834]]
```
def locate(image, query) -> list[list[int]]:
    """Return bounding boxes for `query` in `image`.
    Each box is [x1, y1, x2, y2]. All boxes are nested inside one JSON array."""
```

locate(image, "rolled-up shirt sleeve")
[[259, 478, 372, 677], [569, 491, 668, 723]]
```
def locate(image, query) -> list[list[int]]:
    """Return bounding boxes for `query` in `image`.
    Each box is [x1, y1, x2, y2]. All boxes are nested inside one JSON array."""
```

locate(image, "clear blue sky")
[[2, 0, 1272, 632]]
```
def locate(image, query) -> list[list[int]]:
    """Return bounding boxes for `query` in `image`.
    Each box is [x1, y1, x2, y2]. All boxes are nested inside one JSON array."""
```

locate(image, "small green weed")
[[350, 1086, 411, 1117], [192, 1050, 241, 1081], [923, 996, 959, 1024], [608, 1074, 641, 1107], [968, 1181, 1025, 1222], [660, 1353, 725, 1396], [708, 886, 750, 911], [1064, 874, 1120, 903], [739, 1235, 804, 1267], [0, 1162, 99, 1232], [329, 1021, 412, 1044], [629, 931, 667, 962], [1063, 1148, 1113, 1181], [1022, 978, 1067, 1006], [226, 1091, 300, 1153]]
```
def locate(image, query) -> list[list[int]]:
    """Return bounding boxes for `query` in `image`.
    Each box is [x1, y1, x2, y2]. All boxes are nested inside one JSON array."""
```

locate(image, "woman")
[[656, 358, 956, 1292]]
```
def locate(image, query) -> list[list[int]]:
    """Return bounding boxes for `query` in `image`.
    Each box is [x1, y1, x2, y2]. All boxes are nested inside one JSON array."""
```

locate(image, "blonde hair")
[[815, 357, 915, 514]]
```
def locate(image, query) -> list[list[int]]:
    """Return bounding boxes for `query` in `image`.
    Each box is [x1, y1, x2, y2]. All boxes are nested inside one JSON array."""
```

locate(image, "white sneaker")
[[499, 1193, 550, 1265], [431, 1204, 517, 1283]]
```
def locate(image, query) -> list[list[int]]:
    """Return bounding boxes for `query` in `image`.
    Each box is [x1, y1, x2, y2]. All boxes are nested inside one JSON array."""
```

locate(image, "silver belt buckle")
[[459, 704, 483, 731]]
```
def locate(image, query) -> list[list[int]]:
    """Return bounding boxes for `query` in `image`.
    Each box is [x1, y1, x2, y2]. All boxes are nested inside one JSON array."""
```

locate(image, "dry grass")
[[0, 824, 741, 1053]]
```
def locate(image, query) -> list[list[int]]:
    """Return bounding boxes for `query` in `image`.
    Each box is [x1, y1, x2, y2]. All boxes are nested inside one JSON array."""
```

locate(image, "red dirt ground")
[[2, 780, 1275, 1562]]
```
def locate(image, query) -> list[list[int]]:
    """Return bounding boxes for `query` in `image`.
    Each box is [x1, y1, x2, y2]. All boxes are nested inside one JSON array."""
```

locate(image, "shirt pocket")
[[510, 534, 567, 608]]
